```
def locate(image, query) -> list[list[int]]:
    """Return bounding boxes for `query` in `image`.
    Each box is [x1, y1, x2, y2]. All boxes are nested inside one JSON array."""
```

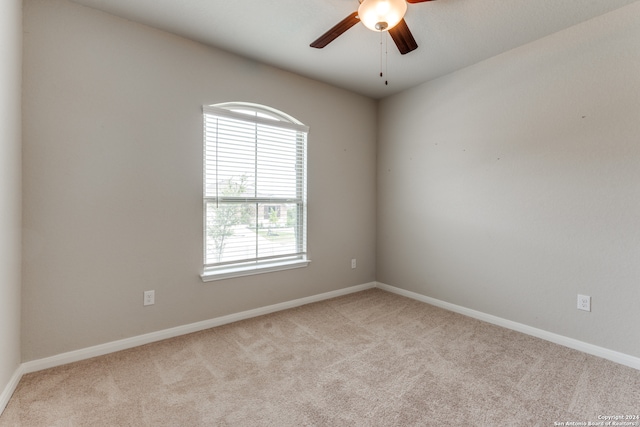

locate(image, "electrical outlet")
[[351, 259, 357, 269], [577, 294, 591, 312], [144, 290, 155, 306]]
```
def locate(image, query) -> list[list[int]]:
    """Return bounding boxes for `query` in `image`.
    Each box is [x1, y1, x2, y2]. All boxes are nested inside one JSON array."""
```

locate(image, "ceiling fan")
[[310, 0, 436, 55]]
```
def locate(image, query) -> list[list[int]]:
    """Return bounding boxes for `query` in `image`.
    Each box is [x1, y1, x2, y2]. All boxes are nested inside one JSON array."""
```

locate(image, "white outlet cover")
[[144, 290, 155, 306], [577, 294, 591, 312]]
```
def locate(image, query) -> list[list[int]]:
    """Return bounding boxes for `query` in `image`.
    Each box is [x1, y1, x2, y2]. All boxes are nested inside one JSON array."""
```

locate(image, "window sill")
[[201, 258, 310, 282]]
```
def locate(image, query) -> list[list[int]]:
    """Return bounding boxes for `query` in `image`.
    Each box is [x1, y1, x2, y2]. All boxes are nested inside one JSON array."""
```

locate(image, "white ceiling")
[[71, 0, 639, 99]]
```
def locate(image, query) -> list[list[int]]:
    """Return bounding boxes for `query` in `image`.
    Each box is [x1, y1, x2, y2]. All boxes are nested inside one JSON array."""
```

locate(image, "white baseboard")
[[376, 282, 640, 371], [0, 364, 24, 415], [21, 282, 376, 375]]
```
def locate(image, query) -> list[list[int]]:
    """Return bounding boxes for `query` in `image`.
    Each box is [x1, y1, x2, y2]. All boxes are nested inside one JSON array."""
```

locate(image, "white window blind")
[[202, 103, 309, 280]]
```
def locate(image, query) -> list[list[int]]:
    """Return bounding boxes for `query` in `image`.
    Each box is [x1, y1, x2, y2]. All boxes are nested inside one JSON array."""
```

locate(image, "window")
[[201, 102, 309, 281]]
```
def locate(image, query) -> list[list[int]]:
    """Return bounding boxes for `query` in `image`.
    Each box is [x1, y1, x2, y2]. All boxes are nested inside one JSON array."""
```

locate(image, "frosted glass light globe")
[[358, 0, 407, 32]]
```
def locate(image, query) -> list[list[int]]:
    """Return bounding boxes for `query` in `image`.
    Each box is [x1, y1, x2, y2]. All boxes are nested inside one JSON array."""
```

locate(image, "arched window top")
[[206, 102, 308, 133]]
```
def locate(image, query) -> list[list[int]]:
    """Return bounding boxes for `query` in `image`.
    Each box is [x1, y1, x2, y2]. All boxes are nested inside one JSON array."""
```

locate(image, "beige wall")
[[377, 3, 640, 358], [22, 0, 377, 361], [0, 0, 22, 402]]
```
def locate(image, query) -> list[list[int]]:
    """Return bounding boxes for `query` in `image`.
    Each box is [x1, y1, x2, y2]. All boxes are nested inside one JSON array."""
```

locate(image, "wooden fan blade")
[[310, 12, 360, 49], [406, 0, 436, 3], [388, 19, 418, 55]]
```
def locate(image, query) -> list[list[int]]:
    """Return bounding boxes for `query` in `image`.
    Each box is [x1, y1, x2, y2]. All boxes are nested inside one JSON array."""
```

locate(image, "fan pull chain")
[[379, 32, 388, 86], [385, 32, 388, 85], [379, 31, 383, 80]]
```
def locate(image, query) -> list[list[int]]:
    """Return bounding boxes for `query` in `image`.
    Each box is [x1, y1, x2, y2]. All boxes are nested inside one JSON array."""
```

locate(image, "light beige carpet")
[[1, 289, 639, 426]]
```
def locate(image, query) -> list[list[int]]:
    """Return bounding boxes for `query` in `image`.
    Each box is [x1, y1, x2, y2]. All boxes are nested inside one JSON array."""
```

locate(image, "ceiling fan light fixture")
[[358, 0, 407, 32]]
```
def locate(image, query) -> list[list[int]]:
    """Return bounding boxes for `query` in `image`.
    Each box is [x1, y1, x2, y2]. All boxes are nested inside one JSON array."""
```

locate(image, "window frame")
[[200, 102, 310, 282]]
